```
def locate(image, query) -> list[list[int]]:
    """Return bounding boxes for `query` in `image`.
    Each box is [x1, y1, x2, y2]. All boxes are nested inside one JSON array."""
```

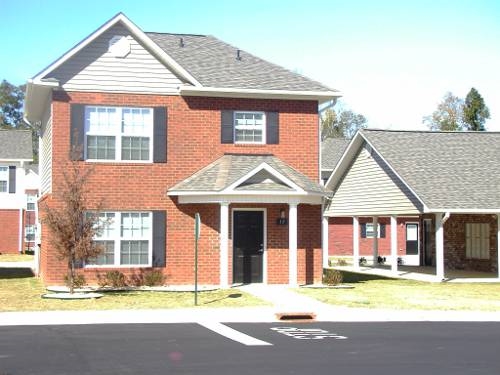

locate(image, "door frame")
[[404, 221, 420, 266], [231, 208, 267, 284]]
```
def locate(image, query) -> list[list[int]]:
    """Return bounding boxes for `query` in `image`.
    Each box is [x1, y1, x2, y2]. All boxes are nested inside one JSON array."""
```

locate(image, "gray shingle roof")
[[0, 130, 33, 160], [169, 154, 326, 195], [361, 129, 500, 210], [146, 32, 335, 92], [321, 138, 350, 171]]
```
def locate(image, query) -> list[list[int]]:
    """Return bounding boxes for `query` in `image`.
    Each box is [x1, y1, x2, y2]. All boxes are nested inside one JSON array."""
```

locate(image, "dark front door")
[[233, 210, 264, 284], [406, 223, 419, 255], [423, 219, 433, 266]]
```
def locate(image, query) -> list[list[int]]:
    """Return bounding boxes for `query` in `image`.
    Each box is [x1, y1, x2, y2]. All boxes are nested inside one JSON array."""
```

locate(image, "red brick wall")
[[328, 216, 415, 257], [0, 209, 20, 254], [41, 91, 321, 285], [443, 214, 498, 273]]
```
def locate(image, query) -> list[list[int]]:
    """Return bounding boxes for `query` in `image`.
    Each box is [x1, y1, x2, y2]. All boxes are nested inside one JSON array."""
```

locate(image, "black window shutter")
[[221, 110, 234, 143], [266, 111, 279, 144], [152, 211, 166, 267], [70, 104, 85, 161], [153, 107, 167, 163], [380, 224, 386, 238], [360, 223, 366, 238], [8, 166, 16, 193]]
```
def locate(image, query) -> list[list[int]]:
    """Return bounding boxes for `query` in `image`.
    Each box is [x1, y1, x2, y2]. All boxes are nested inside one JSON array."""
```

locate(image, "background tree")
[[0, 80, 26, 129], [463, 87, 490, 131], [321, 106, 367, 140], [40, 153, 104, 293], [423, 92, 465, 131]]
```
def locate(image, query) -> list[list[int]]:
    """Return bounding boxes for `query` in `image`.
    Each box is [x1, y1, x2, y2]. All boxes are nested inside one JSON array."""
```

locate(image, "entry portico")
[[324, 130, 500, 280], [168, 154, 327, 287]]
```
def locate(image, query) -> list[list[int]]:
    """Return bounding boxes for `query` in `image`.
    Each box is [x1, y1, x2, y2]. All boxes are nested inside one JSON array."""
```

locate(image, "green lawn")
[[0, 268, 268, 312], [299, 272, 500, 311]]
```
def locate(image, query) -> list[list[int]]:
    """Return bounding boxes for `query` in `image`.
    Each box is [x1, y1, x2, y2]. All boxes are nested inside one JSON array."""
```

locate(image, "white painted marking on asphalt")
[[271, 326, 347, 340], [199, 322, 272, 346]]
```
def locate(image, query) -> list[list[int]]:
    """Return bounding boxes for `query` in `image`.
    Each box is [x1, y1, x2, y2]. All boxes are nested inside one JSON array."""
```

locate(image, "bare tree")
[[40, 150, 104, 293]]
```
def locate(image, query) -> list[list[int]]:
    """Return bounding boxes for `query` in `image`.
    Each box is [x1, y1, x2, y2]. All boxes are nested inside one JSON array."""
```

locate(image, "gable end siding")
[[47, 23, 186, 94], [325, 145, 423, 216]]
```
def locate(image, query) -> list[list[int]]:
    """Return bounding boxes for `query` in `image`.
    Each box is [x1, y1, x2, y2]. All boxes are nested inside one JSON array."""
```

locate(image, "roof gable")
[[325, 143, 423, 216], [31, 13, 200, 87]]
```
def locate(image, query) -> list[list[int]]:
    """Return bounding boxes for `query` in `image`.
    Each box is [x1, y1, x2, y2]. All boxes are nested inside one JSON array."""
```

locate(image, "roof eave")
[[179, 86, 342, 103]]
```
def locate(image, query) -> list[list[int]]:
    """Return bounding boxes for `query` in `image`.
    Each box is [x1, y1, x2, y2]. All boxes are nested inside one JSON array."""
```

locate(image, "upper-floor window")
[[27, 194, 37, 211], [234, 111, 266, 144], [85, 106, 153, 162], [0, 166, 8, 193]]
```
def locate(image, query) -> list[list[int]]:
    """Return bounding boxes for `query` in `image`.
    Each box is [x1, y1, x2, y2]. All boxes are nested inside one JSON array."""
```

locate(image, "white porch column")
[[353, 216, 360, 270], [219, 202, 229, 288], [497, 214, 500, 279], [322, 215, 329, 268], [289, 203, 298, 286], [18, 208, 24, 254], [390, 215, 398, 274], [372, 216, 379, 266], [435, 212, 445, 281]]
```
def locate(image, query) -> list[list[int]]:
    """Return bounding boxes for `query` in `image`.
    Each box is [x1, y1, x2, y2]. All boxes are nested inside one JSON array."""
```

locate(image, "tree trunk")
[[68, 259, 75, 294]]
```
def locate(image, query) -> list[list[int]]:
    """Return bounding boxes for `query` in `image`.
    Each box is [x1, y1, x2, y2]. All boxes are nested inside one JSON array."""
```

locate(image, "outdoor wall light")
[[277, 208, 288, 225]]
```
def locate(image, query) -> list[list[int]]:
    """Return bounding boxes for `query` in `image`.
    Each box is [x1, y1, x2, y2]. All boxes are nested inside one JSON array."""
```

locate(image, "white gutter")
[[442, 212, 451, 224]]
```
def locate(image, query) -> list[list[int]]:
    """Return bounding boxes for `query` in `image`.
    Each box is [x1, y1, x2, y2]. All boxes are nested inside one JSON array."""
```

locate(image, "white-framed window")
[[465, 223, 490, 260], [365, 223, 381, 238], [84, 106, 153, 162], [234, 111, 266, 144], [87, 211, 152, 267], [27, 194, 37, 211], [25, 225, 36, 241], [0, 166, 8, 193]]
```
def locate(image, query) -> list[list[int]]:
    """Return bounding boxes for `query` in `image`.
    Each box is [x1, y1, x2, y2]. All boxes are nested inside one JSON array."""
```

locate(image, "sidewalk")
[[1, 284, 499, 326]]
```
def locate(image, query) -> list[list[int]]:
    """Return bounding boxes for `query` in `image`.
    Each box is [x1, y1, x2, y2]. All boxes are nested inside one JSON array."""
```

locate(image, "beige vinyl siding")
[[325, 145, 422, 217], [47, 23, 185, 94]]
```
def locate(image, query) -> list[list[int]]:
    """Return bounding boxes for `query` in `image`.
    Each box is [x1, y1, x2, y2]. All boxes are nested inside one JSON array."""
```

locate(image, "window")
[[27, 194, 37, 211], [25, 225, 36, 241], [465, 223, 490, 260], [85, 106, 153, 162], [87, 212, 152, 267], [365, 223, 381, 238], [234, 111, 265, 144], [0, 166, 8, 193]]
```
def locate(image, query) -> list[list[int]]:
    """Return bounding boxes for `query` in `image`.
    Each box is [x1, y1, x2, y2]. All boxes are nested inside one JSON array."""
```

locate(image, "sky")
[[2, 0, 500, 131]]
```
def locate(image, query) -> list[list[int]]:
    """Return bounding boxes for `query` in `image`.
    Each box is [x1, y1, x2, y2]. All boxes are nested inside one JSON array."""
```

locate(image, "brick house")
[[24, 13, 340, 286], [323, 129, 500, 279], [0, 130, 39, 254]]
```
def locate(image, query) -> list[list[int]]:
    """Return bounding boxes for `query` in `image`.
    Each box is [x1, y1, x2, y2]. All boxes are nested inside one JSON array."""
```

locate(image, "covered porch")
[[168, 154, 328, 287]]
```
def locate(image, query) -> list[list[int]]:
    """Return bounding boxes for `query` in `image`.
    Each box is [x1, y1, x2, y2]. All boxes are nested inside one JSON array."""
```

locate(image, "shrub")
[[143, 270, 166, 286], [323, 268, 343, 286], [64, 273, 86, 289], [100, 271, 127, 288]]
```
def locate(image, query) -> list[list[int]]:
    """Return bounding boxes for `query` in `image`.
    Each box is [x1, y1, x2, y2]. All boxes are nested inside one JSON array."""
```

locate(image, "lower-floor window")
[[465, 223, 490, 260], [87, 211, 152, 267]]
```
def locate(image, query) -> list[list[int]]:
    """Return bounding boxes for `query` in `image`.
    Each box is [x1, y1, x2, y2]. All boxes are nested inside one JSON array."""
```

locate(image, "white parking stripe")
[[199, 322, 272, 346]]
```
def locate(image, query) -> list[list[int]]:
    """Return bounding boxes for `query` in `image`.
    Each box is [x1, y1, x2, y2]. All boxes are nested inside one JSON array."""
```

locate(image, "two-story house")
[[24, 13, 340, 286], [0, 130, 39, 255]]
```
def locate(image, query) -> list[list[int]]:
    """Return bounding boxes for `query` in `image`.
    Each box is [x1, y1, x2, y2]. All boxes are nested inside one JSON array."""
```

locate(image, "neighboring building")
[[0, 130, 39, 254], [321, 137, 349, 184], [324, 129, 500, 279], [24, 13, 340, 286]]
